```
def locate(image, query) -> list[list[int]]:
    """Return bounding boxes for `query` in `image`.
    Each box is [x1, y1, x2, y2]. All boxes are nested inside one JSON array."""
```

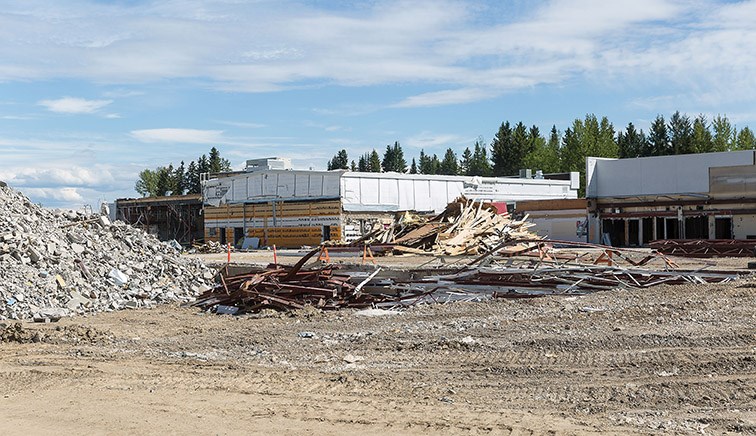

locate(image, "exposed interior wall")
[[204, 199, 341, 248], [732, 214, 756, 239]]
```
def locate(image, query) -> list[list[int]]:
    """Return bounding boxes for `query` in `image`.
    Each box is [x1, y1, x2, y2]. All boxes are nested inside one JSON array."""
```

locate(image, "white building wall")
[[586, 151, 755, 198], [341, 172, 578, 213], [203, 170, 580, 213], [203, 170, 343, 206]]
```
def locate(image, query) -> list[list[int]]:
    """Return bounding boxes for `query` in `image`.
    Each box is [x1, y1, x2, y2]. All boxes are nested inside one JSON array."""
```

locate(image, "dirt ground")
[[1, 252, 755, 435]]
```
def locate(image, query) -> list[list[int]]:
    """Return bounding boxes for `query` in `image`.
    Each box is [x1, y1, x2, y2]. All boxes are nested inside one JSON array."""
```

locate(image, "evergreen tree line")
[[327, 112, 756, 195], [135, 146, 231, 197]]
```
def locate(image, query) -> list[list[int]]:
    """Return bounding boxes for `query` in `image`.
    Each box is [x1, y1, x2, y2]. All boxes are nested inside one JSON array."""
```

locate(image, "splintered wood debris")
[[357, 196, 540, 256]]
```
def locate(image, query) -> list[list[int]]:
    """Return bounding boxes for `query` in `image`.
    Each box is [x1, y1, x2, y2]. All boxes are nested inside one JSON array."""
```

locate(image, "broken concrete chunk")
[[108, 269, 129, 286], [71, 243, 86, 255]]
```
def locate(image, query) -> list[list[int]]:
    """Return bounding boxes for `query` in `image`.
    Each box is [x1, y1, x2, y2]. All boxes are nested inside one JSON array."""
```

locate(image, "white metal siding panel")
[[379, 178, 399, 207], [589, 151, 755, 198], [323, 173, 341, 197], [414, 180, 432, 211], [360, 178, 380, 204], [397, 179, 415, 210], [308, 175, 323, 196], [276, 172, 295, 198]]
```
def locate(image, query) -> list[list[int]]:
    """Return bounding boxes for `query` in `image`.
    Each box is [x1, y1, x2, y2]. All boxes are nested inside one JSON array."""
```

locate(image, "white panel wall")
[[587, 151, 755, 198], [341, 173, 578, 213], [203, 170, 342, 205], [203, 170, 578, 212]]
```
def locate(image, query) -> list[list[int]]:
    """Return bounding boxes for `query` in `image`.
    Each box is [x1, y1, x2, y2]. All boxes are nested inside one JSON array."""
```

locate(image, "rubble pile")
[[0, 185, 216, 321], [362, 197, 539, 255], [192, 264, 395, 314]]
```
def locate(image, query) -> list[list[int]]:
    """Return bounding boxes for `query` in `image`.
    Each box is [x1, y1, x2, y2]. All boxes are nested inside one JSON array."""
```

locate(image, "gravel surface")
[[1, 277, 754, 435]]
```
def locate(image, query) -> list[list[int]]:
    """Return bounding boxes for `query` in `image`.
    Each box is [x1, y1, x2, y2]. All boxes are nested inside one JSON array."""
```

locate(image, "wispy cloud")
[[215, 120, 266, 129], [38, 97, 113, 114], [130, 128, 224, 143], [394, 88, 494, 108], [404, 131, 468, 149]]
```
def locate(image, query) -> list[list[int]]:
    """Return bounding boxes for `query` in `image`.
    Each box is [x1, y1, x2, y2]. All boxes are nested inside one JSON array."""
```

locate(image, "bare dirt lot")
[[1, 253, 755, 435]]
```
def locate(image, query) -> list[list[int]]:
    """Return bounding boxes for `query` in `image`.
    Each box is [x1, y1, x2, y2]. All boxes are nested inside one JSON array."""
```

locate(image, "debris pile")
[[193, 265, 399, 314], [433, 264, 742, 297], [361, 197, 538, 255], [190, 240, 231, 254], [649, 239, 756, 258], [0, 185, 215, 321]]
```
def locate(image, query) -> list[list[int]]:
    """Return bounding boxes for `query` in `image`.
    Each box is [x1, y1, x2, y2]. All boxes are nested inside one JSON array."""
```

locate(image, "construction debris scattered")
[[0, 185, 215, 321], [358, 196, 539, 255], [194, 242, 746, 315], [649, 239, 756, 257]]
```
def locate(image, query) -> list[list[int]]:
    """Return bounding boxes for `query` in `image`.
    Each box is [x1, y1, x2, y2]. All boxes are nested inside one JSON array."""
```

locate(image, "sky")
[[1, 0, 755, 209]]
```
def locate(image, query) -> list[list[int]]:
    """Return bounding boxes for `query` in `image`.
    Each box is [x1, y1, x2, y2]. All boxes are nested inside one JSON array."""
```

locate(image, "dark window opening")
[[234, 227, 245, 247], [655, 217, 665, 240], [685, 216, 709, 239], [602, 219, 625, 247], [665, 218, 679, 239], [627, 219, 640, 247], [219, 227, 227, 245], [715, 217, 732, 239], [322, 225, 332, 241], [642, 218, 653, 245]]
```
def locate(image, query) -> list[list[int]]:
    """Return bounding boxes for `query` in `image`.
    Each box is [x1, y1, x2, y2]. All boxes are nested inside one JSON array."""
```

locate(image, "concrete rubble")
[[0, 184, 215, 321]]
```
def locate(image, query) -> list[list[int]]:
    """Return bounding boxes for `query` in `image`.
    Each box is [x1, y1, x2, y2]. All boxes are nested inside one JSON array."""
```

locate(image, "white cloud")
[[130, 128, 224, 143], [394, 88, 494, 108], [23, 187, 85, 203], [404, 131, 467, 149], [38, 97, 112, 114], [216, 120, 266, 129], [0, 0, 753, 110]]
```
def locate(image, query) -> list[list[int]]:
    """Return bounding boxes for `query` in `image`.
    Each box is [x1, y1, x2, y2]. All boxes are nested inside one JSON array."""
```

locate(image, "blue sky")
[[1, 0, 755, 208]]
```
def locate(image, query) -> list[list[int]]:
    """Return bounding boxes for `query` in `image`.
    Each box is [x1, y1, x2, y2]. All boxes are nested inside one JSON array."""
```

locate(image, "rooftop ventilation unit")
[[245, 157, 292, 172]]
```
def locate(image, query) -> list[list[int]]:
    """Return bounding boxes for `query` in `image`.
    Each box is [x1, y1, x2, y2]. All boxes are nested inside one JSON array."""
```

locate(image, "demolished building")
[[586, 150, 756, 246], [201, 158, 580, 248], [115, 194, 204, 246]]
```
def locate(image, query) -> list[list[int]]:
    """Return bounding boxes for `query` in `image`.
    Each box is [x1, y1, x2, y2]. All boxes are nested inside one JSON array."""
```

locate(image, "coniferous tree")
[[369, 150, 382, 172], [460, 147, 472, 175], [173, 161, 186, 195], [429, 154, 441, 175], [327, 149, 349, 170], [617, 123, 646, 158], [522, 125, 553, 173], [736, 126, 756, 150], [712, 115, 734, 151], [208, 147, 231, 173], [669, 111, 694, 154], [381, 142, 407, 172], [418, 149, 432, 174], [648, 115, 671, 156], [350, 160, 357, 171], [691, 115, 714, 153], [490, 121, 513, 176], [469, 140, 491, 176], [358, 153, 369, 172], [439, 148, 459, 175], [185, 161, 199, 194], [409, 158, 418, 174]]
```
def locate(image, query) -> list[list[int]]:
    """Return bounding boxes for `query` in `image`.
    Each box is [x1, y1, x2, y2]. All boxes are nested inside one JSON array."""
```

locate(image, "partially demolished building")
[[201, 158, 580, 248], [586, 150, 756, 246]]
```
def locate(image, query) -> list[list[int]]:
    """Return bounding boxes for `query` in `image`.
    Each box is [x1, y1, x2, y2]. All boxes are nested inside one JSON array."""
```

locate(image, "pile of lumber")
[[362, 197, 540, 255], [192, 264, 394, 313]]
